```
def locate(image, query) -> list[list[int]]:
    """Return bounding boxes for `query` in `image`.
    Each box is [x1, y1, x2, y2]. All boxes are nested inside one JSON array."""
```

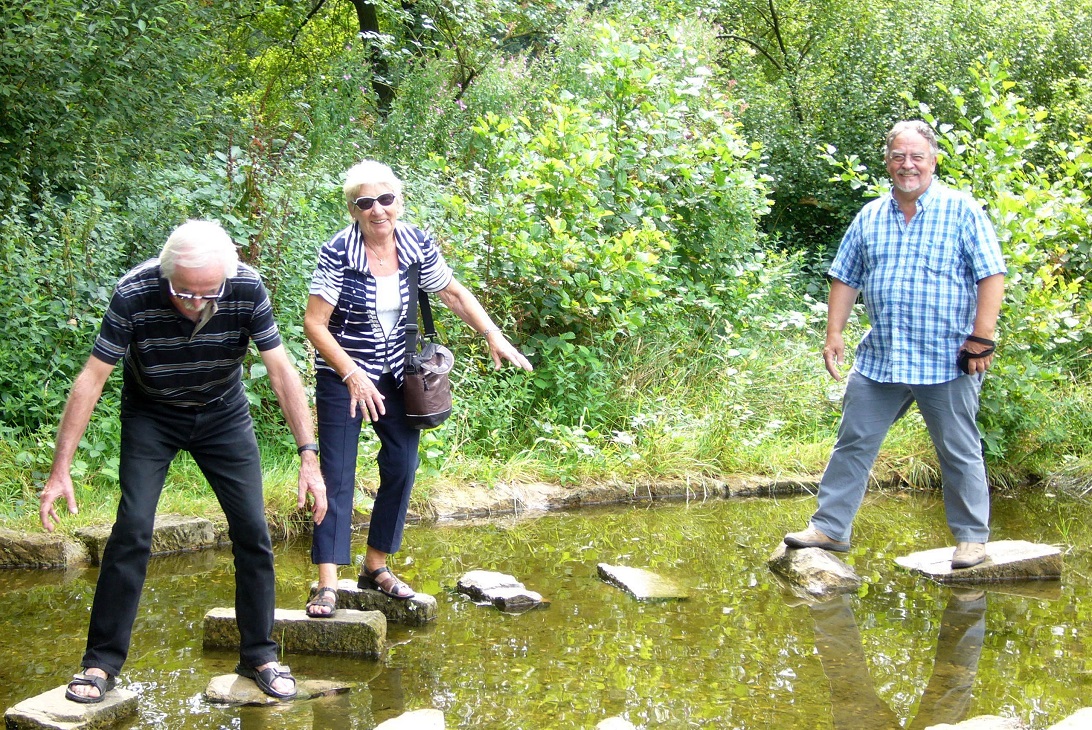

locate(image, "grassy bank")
[[6, 324, 1089, 537]]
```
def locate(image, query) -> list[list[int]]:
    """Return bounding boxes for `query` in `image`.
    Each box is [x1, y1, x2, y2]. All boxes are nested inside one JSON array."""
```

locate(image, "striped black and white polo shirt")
[[309, 220, 453, 384], [91, 259, 282, 408]]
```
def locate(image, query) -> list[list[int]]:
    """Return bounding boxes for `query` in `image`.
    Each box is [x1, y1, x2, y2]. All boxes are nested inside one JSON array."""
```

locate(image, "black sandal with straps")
[[305, 586, 338, 618], [358, 565, 415, 599]]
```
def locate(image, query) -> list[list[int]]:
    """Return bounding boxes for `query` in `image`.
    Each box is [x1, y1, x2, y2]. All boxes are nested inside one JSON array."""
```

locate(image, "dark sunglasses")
[[354, 193, 397, 210]]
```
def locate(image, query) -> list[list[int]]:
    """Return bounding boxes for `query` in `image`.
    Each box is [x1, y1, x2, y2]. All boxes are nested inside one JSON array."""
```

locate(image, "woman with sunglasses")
[[302, 160, 532, 614]]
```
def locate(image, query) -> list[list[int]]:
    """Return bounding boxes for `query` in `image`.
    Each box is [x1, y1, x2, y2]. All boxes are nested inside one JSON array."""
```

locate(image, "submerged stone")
[[0, 528, 89, 569], [922, 715, 1028, 729], [596, 718, 638, 729], [596, 563, 689, 601], [456, 570, 549, 612], [895, 540, 1062, 584], [202, 607, 386, 658], [767, 543, 862, 599], [4, 685, 138, 730], [374, 708, 445, 729], [312, 579, 438, 626], [204, 674, 352, 705], [1048, 707, 1092, 729]]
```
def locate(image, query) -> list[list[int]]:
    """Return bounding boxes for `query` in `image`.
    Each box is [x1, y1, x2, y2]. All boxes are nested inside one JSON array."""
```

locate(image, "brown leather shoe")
[[951, 542, 986, 569], [784, 525, 851, 552]]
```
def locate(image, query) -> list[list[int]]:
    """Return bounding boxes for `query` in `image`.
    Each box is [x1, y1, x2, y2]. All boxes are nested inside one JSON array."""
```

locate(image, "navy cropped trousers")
[[313, 370, 420, 566]]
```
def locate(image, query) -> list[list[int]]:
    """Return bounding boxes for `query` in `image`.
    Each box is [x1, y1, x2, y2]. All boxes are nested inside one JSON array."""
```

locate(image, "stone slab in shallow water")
[[204, 674, 352, 705], [895, 540, 1062, 584], [767, 543, 862, 600], [922, 715, 1028, 729], [203, 607, 386, 657], [455, 570, 549, 612], [596, 718, 638, 729], [374, 708, 445, 729], [1048, 708, 1092, 729], [311, 579, 437, 626], [596, 563, 689, 601], [0, 528, 89, 569], [4, 685, 138, 730], [77, 514, 224, 567]]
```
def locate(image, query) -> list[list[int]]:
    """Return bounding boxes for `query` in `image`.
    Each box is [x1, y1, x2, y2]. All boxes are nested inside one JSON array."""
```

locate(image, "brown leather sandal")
[[305, 586, 338, 618]]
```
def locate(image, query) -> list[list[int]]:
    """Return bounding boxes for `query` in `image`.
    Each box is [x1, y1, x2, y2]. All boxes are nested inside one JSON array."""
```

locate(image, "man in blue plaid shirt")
[[785, 120, 1006, 569]]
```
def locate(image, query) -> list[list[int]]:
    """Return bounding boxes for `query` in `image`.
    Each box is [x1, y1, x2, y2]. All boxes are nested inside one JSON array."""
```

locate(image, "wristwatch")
[[297, 443, 319, 457]]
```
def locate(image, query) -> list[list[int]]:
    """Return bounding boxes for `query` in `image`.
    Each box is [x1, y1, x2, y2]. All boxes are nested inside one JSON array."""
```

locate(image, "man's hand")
[[823, 332, 847, 381], [40, 471, 78, 532], [298, 454, 327, 525], [958, 335, 996, 375]]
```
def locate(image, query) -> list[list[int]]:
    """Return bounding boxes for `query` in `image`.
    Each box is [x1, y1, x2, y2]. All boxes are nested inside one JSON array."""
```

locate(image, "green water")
[[1, 489, 1090, 729]]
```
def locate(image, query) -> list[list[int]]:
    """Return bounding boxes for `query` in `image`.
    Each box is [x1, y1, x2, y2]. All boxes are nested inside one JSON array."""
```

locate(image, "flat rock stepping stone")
[[205, 674, 352, 705], [76, 514, 224, 566], [311, 579, 438, 626], [1048, 707, 1092, 729], [922, 715, 1028, 729], [767, 543, 862, 600], [4, 685, 139, 730], [0, 527, 89, 569], [203, 607, 386, 658], [455, 570, 549, 612], [374, 708, 445, 729], [895, 540, 1062, 584], [597, 563, 689, 601]]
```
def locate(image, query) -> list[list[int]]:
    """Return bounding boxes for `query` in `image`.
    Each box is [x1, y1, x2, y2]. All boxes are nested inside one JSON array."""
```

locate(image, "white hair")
[[160, 220, 239, 279], [343, 160, 403, 203]]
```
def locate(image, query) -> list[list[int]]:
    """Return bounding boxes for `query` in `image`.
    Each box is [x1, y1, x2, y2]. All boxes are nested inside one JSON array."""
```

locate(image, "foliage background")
[[1, 0, 1090, 520]]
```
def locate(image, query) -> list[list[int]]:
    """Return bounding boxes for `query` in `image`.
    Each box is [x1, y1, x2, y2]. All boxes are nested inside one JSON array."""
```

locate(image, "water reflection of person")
[[807, 588, 986, 730]]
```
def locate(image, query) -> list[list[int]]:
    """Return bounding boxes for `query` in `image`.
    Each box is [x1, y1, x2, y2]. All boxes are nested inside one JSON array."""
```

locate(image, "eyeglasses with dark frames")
[[353, 192, 398, 210], [168, 279, 225, 301]]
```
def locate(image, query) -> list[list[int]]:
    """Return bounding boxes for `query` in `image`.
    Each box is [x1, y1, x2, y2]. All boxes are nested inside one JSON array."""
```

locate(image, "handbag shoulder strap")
[[404, 263, 438, 371]]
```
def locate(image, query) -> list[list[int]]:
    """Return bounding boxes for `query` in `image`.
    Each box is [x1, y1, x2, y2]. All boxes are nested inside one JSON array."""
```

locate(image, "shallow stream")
[[1, 489, 1089, 729]]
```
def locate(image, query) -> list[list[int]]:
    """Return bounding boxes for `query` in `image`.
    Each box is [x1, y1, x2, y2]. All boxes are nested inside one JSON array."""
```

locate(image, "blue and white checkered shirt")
[[829, 182, 1006, 385]]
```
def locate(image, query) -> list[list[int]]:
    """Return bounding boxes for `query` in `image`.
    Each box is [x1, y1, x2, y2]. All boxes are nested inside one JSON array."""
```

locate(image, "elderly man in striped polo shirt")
[[40, 220, 327, 703], [784, 121, 1006, 570]]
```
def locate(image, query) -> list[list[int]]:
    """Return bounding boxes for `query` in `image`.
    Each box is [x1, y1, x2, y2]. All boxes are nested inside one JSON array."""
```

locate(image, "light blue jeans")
[[810, 370, 990, 544]]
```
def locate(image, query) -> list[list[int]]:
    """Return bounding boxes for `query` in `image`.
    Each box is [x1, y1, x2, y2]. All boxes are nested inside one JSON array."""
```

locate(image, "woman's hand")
[[485, 330, 533, 371], [345, 368, 386, 421]]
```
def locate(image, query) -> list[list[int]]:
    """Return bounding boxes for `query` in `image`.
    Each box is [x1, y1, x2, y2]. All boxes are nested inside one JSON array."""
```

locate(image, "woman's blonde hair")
[[343, 160, 403, 203]]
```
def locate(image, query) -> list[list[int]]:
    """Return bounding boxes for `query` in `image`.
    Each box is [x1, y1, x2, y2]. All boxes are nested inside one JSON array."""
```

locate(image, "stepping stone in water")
[[895, 539, 1062, 584], [597, 563, 689, 601], [205, 674, 353, 706], [203, 607, 386, 658], [4, 684, 139, 730], [455, 570, 549, 612], [312, 578, 438, 626]]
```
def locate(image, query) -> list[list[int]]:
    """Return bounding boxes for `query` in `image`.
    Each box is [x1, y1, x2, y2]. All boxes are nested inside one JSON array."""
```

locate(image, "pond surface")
[[1, 489, 1090, 729]]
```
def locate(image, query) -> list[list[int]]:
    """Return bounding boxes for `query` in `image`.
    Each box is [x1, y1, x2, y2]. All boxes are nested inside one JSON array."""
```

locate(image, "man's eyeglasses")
[[168, 279, 225, 301], [354, 193, 397, 210]]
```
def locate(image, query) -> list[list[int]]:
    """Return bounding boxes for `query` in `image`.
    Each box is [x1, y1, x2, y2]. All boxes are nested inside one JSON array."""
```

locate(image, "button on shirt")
[[309, 220, 454, 384], [829, 182, 1006, 385]]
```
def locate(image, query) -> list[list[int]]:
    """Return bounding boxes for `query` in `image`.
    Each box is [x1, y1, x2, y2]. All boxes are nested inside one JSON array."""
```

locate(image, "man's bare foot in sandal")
[[65, 667, 115, 703]]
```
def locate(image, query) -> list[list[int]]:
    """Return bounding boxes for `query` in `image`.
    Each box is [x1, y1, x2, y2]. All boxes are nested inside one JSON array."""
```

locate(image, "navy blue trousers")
[[313, 370, 420, 565], [82, 393, 278, 676]]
